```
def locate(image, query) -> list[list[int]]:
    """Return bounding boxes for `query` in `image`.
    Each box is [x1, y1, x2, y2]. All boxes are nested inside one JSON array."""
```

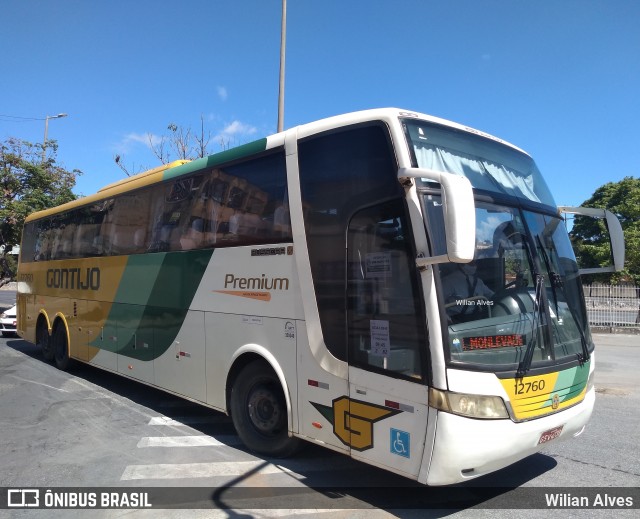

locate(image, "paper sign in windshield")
[[370, 319, 390, 357], [366, 252, 392, 278]]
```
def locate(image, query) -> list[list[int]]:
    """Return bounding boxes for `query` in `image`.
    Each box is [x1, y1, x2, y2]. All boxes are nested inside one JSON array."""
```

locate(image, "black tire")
[[37, 320, 54, 362], [52, 322, 72, 371], [230, 360, 300, 457]]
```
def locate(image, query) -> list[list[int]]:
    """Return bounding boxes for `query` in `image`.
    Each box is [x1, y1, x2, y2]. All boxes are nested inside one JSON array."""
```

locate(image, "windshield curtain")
[[424, 197, 591, 370], [404, 119, 556, 207]]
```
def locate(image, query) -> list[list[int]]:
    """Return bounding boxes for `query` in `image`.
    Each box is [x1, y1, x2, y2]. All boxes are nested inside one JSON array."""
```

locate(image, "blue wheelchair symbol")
[[390, 428, 410, 458]]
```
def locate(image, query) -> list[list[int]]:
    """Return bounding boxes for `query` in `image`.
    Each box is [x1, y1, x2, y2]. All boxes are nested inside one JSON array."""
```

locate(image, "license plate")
[[538, 425, 563, 445]]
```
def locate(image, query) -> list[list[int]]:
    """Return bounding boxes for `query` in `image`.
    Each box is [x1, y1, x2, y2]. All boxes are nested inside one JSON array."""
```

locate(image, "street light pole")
[[277, 0, 287, 133], [42, 113, 68, 163]]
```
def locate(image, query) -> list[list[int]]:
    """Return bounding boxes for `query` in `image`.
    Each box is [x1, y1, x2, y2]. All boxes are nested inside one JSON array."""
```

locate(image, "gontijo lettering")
[[46, 267, 101, 290]]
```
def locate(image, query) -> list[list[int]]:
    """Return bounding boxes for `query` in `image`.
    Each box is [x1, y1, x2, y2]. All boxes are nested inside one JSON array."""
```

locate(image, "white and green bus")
[[17, 108, 624, 485]]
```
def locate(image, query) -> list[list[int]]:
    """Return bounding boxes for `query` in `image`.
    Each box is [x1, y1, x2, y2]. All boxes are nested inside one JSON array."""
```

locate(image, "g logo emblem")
[[311, 396, 401, 451]]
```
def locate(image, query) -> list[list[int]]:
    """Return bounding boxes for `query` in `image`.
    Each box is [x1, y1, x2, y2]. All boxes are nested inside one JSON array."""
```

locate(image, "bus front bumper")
[[424, 386, 595, 486]]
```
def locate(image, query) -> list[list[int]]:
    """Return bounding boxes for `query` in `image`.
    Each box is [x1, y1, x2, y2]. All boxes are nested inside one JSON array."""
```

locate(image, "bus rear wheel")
[[230, 360, 300, 458], [37, 320, 53, 362], [52, 322, 72, 371]]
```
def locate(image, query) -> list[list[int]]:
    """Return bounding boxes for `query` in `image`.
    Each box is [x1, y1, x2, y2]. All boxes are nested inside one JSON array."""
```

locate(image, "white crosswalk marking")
[[121, 460, 297, 481], [137, 435, 241, 448], [120, 417, 372, 515], [125, 415, 354, 491], [122, 454, 355, 482], [148, 415, 229, 426]]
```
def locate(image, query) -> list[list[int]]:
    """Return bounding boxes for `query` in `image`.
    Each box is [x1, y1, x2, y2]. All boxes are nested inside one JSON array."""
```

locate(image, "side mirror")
[[398, 168, 475, 266], [558, 206, 625, 275]]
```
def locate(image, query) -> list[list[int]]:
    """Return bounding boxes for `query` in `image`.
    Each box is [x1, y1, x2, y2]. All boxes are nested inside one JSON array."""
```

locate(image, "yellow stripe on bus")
[[500, 365, 588, 421]]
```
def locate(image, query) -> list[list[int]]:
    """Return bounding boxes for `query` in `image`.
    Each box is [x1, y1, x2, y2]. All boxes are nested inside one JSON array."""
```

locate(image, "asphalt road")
[[0, 300, 638, 517]]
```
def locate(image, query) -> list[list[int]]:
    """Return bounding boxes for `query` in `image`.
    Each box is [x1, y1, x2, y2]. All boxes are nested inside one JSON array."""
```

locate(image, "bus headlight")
[[429, 388, 509, 419]]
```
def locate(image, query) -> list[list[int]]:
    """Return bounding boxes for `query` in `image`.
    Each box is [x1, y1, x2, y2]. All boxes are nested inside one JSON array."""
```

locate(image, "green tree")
[[0, 138, 80, 283], [570, 176, 640, 285]]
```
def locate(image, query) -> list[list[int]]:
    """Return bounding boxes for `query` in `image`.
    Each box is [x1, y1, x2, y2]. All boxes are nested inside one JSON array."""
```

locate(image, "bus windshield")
[[403, 118, 556, 207], [406, 118, 591, 371], [425, 200, 590, 370]]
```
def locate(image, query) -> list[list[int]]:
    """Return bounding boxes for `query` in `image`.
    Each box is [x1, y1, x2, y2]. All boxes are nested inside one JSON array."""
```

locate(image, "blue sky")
[[1, 0, 639, 207]]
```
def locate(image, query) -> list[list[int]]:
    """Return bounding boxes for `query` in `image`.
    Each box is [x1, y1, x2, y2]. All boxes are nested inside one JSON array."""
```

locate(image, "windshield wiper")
[[516, 232, 558, 377], [516, 272, 546, 378], [535, 236, 562, 317], [535, 236, 590, 365]]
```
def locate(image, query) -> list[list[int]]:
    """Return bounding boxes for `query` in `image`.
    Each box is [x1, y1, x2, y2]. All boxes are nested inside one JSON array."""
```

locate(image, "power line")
[[0, 114, 45, 122]]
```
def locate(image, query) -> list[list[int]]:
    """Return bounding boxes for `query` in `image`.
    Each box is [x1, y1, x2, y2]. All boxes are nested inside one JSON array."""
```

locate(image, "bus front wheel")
[[52, 322, 72, 371], [230, 360, 300, 458]]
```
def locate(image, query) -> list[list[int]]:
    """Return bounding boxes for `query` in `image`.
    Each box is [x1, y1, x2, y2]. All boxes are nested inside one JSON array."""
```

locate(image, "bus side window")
[[422, 192, 448, 258], [347, 199, 426, 380], [180, 185, 207, 250], [210, 151, 290, 247], [58, 221, 77, 258], [21, 221, 40, 262], [49, 217, 66, 260]]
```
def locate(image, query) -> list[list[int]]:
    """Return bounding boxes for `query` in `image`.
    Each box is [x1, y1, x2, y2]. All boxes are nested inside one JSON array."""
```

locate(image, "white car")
[[0, 305, 17, 337]]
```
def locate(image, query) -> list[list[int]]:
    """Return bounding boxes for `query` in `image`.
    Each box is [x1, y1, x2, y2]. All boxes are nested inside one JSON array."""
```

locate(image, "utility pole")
[[42, 113, 68, 163], [277, 0, 287, 133]]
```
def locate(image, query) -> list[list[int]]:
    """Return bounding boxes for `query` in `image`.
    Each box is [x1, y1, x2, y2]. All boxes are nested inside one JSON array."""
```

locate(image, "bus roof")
[[293, 108, 528, 156], [97, 160, 190, 193], [24, 139, 268, 223], [25, 108, 527, 223]]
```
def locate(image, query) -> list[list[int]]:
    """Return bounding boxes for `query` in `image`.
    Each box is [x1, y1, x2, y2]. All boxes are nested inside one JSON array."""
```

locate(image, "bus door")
[[346, 200, 430, 478]]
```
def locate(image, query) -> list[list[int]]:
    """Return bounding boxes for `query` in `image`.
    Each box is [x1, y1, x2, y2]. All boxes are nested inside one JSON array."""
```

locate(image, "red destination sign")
[[462, 334, 524, 350]]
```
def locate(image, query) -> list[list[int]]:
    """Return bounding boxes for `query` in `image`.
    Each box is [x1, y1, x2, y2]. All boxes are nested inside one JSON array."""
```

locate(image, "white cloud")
[[113, 119, 259, 158], [127, 132, 162, 147], [217, 86, 228, 101], [113, 132, 162, 154], [111, 132, 162, 160], [211, 120, 259, 148], [221, 120, 257, 136]]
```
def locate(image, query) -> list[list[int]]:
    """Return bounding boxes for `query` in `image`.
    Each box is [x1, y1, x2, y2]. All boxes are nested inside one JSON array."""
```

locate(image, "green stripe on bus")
[[115, 253, 167, 305], [162, 138, 268, 181], [138, 248, 213, 359], [546, 360, 589, 406], [92, 249, 214, 361], [144, 248, 213, 309], [566, 360, 589, 399]]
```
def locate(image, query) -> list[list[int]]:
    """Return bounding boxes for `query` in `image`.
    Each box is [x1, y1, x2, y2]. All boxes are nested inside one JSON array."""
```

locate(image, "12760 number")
[[515, 379, 546, 395]]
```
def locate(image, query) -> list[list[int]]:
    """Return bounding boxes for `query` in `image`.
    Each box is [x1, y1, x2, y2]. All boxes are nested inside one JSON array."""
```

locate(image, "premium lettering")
[[46, 267, 101, 290], [224, 273, 289, 291]]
